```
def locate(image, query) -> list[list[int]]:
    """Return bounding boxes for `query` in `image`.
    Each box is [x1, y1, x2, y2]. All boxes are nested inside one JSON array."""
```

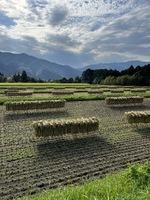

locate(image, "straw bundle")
[[32, 117, 99, 137]]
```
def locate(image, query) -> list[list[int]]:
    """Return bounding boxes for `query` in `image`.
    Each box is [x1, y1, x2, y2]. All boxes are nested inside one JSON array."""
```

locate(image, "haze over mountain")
[[0, 51, 81, 80], [79, 61, 150, 72], [0, 51, 149, 80]]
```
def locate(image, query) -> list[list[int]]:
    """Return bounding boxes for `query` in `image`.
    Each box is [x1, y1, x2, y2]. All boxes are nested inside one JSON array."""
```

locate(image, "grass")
[[0, 92, 149, 105], [17, 162, 150, 200], [0, 94, 106, 105]]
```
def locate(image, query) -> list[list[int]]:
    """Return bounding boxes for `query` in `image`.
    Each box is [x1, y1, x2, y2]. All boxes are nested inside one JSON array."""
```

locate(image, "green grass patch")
[[65, 94, 106, 101], [143, 93, 150, 98], [0, 92, 149, 105], [127, 161, 150, 188], [18, 161, 150, 200], [0, 94, 106, 105]]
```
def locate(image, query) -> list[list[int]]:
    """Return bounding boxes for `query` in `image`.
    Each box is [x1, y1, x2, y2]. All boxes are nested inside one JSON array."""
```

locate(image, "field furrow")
[[0, 100, 150, 199]]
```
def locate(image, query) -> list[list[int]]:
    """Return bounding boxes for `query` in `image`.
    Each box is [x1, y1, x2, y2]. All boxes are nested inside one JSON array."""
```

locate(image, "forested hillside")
[[82, 64, 150, 86]]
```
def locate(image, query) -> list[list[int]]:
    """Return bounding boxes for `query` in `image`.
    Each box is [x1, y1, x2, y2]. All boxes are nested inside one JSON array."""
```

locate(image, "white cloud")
[[0, 0, 30, 18]]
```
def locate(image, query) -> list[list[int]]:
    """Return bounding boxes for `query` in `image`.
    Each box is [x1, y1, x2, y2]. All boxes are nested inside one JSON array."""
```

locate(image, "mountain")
[[0, 51, 149, 80], [0, 61, 10, 76], [79, 60, 150, 72], [0, 52, 81, 80]]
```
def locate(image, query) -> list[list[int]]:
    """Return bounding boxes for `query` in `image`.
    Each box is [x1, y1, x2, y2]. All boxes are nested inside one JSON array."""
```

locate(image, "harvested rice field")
[[0, 99, 150, 199]]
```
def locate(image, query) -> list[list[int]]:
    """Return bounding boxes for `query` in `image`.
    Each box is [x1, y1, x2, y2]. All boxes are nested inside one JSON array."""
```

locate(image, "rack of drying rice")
[[53, 87, 65, 90], [130, 89, 146, 93], [32, 117, 99, 137], [5, 91, 32, 96], [4, 99, 66, 111], [125, 111, 150, 124], [4, 88, 19, 94], [105, 96, 144, 106], [88, 90, 103, 94], [52, 91, 74, 95], [109, 86, 118, 89], [110, 90, 124, 94], [90, 87, 101, 90]]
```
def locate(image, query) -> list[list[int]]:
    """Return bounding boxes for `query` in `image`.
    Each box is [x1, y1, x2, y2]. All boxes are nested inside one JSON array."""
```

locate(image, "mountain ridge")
[[79, 60, 150, 72], [0, 51, 81, 80], [0, 51, 149, 80]]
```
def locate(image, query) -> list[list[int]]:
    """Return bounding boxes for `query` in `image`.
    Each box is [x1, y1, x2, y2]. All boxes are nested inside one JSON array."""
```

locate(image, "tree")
[[121, 65, 135, 76], [82, 69, 94, 84], [21, 70, 28, 82], [12, 73, 21, 82], [67, 78, 73, 83], [102, 76, 116, 85], [74, 76, 81, 83], [6, 76, 14, 82], [60, 77, 68, 83], [0, 72, 6, 82]]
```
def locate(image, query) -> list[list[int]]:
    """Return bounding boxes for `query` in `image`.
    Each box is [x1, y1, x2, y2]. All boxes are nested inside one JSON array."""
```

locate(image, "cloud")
[[46, 33, 81, 50], [0, 34, 24, 53], [0, 0, 30, 18], [0, 0, 149, 67], [48, 5, 69, 26], [28, 0, 48, 9], [41, 45, 96, 67], [77, 6, 150, 63]]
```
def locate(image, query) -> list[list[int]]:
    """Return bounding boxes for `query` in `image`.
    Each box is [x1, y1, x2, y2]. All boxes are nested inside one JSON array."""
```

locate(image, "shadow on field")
[[109, 104, 150, 112], [135, 126, 150, 139], [35, 135, 117, 162], [3, 110, 69, 121]]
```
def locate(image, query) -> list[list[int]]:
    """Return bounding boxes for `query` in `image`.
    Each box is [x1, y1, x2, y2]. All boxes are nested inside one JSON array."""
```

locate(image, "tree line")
[[0, 64, 150, 85], [81, 64, 150, 86], [0, 70, 45, 83]]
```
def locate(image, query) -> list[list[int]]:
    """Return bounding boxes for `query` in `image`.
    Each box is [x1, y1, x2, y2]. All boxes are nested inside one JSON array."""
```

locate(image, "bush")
[[127, 162, 150, 188]]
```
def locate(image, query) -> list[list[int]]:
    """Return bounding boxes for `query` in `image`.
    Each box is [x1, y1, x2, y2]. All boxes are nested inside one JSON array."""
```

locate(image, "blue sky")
[[0, 0, 150, 68]]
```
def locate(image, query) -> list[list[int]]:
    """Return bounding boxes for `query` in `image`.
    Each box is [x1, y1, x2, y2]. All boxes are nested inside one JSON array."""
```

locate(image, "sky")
[[0, 0, 150, 68]]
